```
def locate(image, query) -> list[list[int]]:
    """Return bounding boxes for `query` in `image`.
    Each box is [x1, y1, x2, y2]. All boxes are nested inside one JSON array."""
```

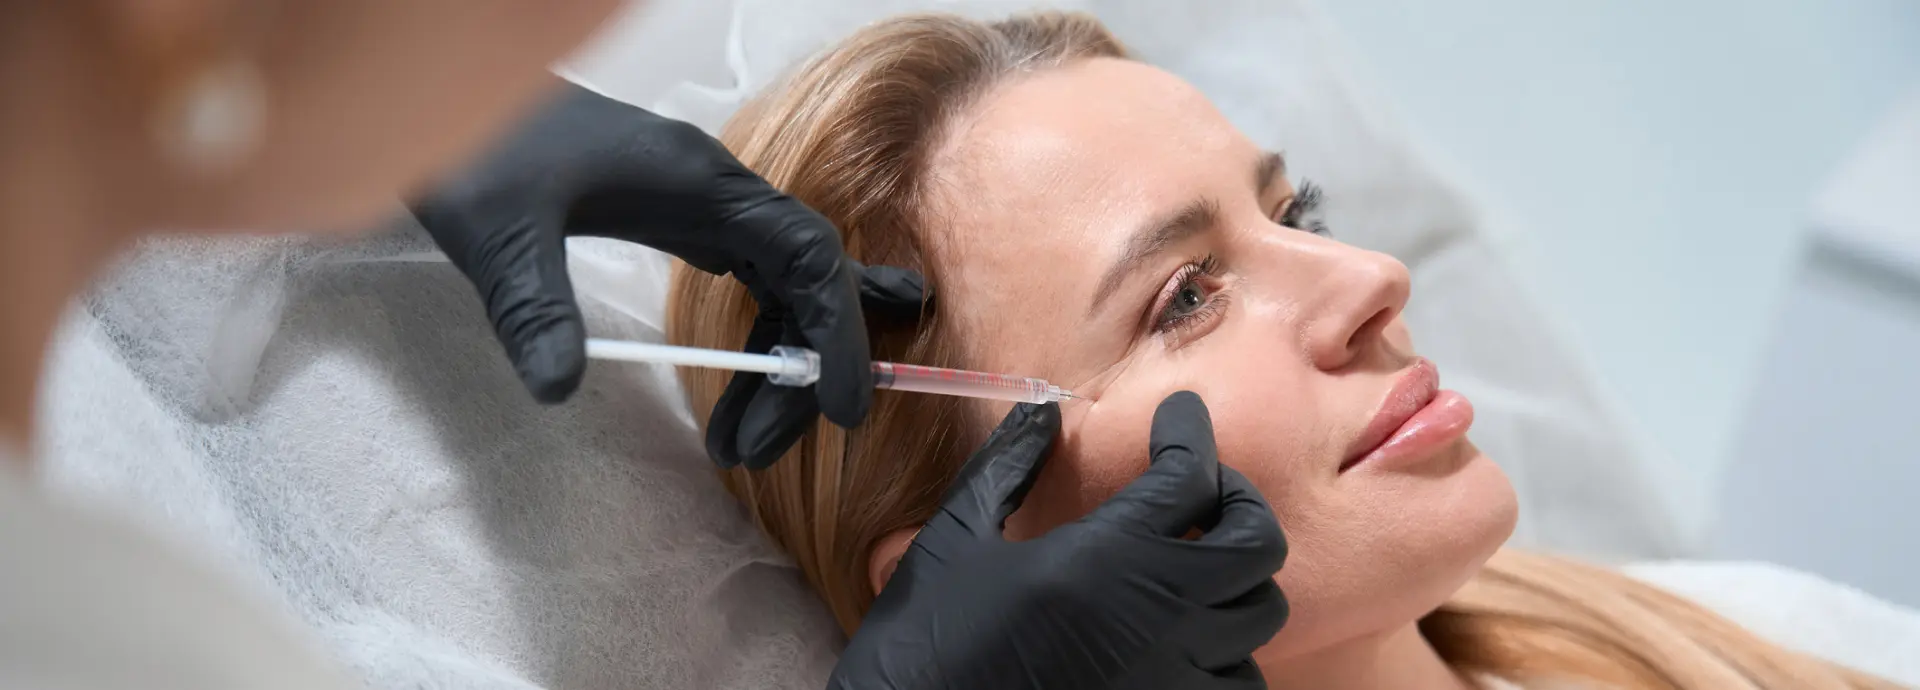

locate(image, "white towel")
[[1627, 561, 1920, 686], [1475, 563, 1920, 689]]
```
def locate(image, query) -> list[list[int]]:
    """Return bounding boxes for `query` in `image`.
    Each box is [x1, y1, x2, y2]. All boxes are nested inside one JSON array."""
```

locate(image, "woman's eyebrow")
[[1085, 197, 1219, 318], [1254, 150, 1286, 194], [1082, 151, 1287, 319]]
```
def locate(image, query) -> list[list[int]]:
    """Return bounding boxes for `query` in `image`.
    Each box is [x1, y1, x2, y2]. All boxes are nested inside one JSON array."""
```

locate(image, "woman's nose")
[[1305, 249, 1411, 371]]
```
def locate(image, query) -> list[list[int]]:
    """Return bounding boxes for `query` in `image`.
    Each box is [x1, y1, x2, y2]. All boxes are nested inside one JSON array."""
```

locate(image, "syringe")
[[584, 338, 1080, 404]]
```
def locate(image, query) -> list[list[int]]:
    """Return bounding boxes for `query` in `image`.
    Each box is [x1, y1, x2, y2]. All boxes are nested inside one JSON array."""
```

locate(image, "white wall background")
[[1315, 0, 1920, 550], [1714, 98, 1920, 607]]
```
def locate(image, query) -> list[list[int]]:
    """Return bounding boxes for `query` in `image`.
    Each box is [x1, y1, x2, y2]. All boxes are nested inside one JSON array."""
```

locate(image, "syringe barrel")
[[760, 348, 1068, 404], [872, 362, 1051, 404]]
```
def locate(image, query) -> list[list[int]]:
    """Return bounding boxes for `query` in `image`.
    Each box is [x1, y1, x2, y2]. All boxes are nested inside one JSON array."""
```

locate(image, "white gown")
[[0, 442, 360, 690]]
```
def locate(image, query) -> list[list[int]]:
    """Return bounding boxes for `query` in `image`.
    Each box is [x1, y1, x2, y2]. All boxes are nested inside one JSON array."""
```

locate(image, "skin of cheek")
[[1002, 331, 1341, 545], [1004, 368, 1181, 541]]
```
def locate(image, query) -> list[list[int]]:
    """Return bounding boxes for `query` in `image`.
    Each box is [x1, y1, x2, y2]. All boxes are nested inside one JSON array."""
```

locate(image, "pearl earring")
[[153, 56, 266, 176]]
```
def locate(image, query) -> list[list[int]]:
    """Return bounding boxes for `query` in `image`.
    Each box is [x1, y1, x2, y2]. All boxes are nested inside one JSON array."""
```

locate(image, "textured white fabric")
[[36, 233, 839, 689], [1471, 563, 1920, 689], [1626, 561, 1920, 686], [0, 452, 360, 690]]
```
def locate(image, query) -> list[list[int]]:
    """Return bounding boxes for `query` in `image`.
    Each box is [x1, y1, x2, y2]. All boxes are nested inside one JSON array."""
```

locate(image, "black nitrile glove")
[[408, 82, 923, 469], [830, 391, 1290, 690]]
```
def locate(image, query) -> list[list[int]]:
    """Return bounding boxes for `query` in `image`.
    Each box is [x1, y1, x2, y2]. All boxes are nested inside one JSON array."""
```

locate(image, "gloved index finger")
[[414, 203, 587, 404], [848, 260, 927, 322]]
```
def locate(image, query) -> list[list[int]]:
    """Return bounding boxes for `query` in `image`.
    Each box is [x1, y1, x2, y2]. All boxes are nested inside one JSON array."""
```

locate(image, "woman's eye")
[[1151, 255, 1225, 335], [1165, 282, 1210, 321], [1277, 179, 1331, 236]]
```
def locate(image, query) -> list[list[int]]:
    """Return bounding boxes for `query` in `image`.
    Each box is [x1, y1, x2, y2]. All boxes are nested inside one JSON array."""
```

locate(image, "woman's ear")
[[867, 528, 920, 596]]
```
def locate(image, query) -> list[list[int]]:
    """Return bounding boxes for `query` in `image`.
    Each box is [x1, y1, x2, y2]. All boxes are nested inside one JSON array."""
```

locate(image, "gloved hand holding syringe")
[[585, 338, 1080, 404]]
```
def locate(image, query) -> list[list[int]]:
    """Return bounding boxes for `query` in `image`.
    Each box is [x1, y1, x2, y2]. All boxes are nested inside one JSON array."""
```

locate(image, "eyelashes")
[[1146, 180, 1331, 340], [1151, 254, 1227, 336], [1278, 179, 1330, 236]]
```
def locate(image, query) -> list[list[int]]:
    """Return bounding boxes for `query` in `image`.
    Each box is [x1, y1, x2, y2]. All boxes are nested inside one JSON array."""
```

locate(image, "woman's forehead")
[[920, 58, 1248, 366]]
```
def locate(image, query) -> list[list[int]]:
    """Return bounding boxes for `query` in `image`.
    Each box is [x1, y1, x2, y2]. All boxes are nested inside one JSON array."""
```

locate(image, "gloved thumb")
[[932, 402, 1060, 537], [422, 209, 586, 404], [1085, 391, 1221, 536]]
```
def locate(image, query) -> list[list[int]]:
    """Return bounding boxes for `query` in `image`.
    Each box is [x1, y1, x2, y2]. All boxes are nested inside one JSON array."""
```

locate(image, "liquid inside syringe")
[[765, 344, 1077, 404], [871, 361, 1079, 404]]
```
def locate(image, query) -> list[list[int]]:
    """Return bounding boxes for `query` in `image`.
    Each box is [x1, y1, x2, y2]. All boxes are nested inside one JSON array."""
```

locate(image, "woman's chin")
[[1254, 440, 1516, 664]]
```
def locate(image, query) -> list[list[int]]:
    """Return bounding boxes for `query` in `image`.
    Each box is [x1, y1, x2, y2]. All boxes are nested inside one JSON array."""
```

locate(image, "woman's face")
[[914, 58, 1518, 661]]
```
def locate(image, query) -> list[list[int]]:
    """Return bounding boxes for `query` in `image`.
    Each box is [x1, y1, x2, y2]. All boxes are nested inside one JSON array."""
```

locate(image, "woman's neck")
[[1259, 623, 1479, 690]]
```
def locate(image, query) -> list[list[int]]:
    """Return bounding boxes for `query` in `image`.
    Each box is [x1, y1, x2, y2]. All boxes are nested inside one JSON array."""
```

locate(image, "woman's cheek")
[[1005, 365, 1199, 538]]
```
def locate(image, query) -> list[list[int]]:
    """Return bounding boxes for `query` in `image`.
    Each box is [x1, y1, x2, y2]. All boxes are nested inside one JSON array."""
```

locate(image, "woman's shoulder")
[[1622, 560, 1920, 685]]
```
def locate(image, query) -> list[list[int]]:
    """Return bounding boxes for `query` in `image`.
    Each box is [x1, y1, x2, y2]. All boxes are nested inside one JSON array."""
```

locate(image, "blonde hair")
[[667, 11, 1894, 689]]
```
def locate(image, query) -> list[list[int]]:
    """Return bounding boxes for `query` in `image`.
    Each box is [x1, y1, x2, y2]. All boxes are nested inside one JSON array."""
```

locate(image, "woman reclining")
[[668, 11, 1900, 689]]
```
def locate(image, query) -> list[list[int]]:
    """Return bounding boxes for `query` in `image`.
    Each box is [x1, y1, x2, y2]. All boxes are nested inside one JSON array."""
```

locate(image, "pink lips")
[[1339, 358, 1475, 473]]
